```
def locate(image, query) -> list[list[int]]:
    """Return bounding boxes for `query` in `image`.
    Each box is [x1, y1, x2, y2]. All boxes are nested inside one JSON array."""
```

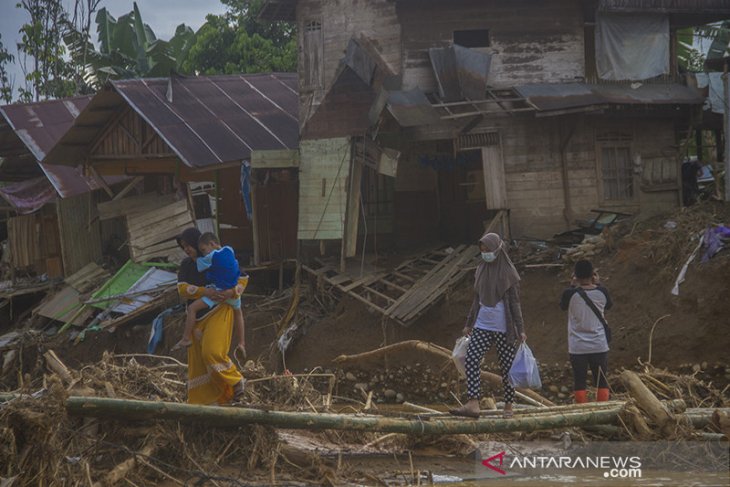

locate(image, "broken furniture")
[[304, 245, 478, 326]]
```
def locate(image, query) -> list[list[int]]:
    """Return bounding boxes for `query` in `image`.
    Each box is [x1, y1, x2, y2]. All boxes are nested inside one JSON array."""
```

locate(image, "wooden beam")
[[251, 149, 300, 169], [87, 165, 114, 198], [112, 176, 144, 201], [90, 154, 177, 160]]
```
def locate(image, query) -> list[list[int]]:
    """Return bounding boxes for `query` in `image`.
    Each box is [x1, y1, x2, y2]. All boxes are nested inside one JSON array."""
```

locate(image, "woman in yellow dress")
[[175, 228, 247, 405]]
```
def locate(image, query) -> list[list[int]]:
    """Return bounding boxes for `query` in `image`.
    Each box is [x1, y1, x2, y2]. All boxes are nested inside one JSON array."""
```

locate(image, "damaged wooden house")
[[258, 0, 728, 324], [43, 73, 300, 268], [0, 96, 126, 302]]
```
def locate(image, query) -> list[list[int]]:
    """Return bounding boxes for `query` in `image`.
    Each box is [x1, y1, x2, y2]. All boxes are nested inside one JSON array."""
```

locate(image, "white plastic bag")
[[508, 343, 542, 389], [452, 336, 470, 378]]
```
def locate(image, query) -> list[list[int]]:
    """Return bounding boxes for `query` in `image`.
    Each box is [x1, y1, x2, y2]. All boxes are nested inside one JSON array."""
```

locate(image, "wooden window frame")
[[596, 141, 637, 205], [301, 18, 324, 92]]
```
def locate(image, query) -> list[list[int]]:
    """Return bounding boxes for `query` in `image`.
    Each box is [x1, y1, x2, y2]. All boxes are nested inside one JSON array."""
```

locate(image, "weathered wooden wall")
[[252, 170, 299, 263], [498, 115, 679, 238], [57, 193, 103, 276], [297, 137, 351, 240], [297, 0, 401, 121], [388, 114, 680, 240], [91, 108, 172, 158], [397, 0, 585, 92]]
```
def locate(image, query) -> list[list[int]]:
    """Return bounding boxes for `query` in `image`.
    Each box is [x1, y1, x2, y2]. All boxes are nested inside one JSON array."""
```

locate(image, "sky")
[[0, 0, 227, 100]]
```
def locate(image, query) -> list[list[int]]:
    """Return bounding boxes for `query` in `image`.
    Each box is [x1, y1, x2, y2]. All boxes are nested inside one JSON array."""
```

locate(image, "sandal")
[[502, 409, 514, 419], [449, 407, 480, 419], [231, 379, 246, 405]]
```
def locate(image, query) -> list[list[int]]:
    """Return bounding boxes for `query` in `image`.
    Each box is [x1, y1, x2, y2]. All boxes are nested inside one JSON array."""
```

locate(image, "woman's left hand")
[[520, 332, 527, 342]]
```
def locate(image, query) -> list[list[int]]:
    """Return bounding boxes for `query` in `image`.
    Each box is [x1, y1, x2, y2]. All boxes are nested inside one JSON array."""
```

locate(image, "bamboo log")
[[94, 436, 159, 487], [0, 394, 618, 435], [684, 408, 730, 429], [620, 370, 675, 436], [333, 340, 555, 407], [43, 350, 73, 384]]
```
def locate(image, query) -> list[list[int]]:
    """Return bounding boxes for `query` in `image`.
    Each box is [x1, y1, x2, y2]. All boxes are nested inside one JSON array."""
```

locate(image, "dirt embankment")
[[285, 202, 730, 372]]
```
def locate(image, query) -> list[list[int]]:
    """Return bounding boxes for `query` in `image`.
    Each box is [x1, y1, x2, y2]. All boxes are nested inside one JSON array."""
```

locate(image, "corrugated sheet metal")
[[386, 90, 441, 127], [515, 82, 704, 111], [297, 137, 351, 240], [598, 0, 730, 12], [45, 73, 299, 170], [0, 96, 124, 198]]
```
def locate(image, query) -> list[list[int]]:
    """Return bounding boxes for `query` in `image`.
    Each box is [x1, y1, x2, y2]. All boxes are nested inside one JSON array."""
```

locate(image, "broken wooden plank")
[[65, 262, 110, 293], [97, 193, 177, 220], [34, 285, 93, 326]]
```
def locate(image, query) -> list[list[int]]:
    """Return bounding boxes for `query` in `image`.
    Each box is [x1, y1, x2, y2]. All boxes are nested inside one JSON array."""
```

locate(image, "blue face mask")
[[481, 252, 497, 263]]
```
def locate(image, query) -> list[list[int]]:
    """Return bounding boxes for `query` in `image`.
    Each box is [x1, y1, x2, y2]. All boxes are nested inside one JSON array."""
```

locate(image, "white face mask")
[[481, 251, 497, 263]]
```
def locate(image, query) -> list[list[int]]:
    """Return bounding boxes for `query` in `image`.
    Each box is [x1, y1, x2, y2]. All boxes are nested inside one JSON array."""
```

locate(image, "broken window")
[[599, 145, 634, 201], [453, 29, 490, 48], [302, 20, 323, 90]]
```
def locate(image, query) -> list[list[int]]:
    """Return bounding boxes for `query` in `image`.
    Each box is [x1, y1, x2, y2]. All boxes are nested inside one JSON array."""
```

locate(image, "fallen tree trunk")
[[0, 393, 617, 435], [332, 340, 555, 407]]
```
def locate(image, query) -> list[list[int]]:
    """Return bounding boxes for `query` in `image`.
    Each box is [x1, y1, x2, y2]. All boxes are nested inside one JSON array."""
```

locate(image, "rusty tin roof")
[[0, 96, 123, 198], [45, 73, 299, 170]]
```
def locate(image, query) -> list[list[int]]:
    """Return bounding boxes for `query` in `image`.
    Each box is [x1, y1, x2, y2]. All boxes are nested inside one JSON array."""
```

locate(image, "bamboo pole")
[[0, 394, 619, 435], [620, 370, 675, 436], [332, 340, 555, 407]]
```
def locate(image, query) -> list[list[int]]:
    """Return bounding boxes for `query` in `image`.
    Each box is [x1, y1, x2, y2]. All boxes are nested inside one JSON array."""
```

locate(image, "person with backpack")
[[560, 259, 613, 403]]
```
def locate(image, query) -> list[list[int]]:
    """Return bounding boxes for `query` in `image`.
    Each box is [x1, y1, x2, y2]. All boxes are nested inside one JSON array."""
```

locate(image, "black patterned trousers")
[[465, 328, 517, 403]]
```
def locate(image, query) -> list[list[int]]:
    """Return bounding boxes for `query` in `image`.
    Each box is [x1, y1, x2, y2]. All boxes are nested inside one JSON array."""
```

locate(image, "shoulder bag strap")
[[575, 287, 609, 329]]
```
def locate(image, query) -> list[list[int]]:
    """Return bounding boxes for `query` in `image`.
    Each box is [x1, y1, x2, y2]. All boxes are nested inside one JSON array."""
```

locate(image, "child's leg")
[[173, 299, 207, 350], [233, 308, 245, 347]]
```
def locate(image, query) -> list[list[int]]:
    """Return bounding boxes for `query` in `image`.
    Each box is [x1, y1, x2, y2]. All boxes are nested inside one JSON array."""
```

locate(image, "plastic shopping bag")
[[452, 336, 470, 378], [508, 343, 542, 389]]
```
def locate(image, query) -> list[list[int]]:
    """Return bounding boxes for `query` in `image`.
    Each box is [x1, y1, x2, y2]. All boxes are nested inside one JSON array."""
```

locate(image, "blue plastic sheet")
[[240, 162, 253, 221], [148, 306, 182, 354], [508, 343, 542, 390]]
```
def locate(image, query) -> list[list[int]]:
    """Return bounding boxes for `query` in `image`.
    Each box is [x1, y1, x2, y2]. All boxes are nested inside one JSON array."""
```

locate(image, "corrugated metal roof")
[[515, 82, 704, 111], [387, 89, 441, 127], [598, 0, 730, 12], [0, 97, 124, 198], [45, 73, 299, 170]]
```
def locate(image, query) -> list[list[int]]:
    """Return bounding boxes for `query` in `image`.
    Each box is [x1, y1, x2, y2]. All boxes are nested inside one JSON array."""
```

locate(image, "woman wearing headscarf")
[[176, 227, 248, 405], [450, 232, 526, 419]]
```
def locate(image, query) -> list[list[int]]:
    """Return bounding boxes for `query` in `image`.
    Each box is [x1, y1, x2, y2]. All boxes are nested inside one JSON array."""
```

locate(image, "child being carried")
[[173, 232, 244, 351]]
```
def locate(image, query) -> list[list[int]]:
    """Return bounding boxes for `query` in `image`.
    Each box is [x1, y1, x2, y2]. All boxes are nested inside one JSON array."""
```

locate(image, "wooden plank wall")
[[253, 171, 299, 263], [297, 0, 401, 120], [92, 109, 172, 158], [297, 137, 351, 240], [57, 193, 103, 276], [397, 0, 585, 92]]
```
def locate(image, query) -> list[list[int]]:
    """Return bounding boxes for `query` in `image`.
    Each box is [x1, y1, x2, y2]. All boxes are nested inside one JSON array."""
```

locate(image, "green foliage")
[[63, 2, 195, 90], [16, 0, 76, 102], [0, 34, 14, 103], [180, 0, 296, 75]]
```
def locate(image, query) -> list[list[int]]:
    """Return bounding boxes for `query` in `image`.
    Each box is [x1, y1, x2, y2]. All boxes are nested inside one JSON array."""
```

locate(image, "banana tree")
[[677, 21, 730, 72], [63, 1, 195, 90]]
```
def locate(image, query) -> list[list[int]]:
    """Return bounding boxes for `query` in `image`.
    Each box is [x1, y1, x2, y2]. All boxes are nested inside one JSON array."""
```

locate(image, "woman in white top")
[[450, 232, 527, 419]]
